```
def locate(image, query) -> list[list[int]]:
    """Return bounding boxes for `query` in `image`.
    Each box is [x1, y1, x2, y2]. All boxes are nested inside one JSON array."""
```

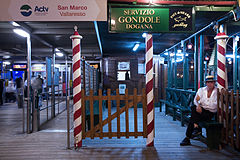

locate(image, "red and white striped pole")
[[145, 34, 154, 146], [70, 26, 83, 148], [214, 25, 228, 90], [214, 25, 228, 126]]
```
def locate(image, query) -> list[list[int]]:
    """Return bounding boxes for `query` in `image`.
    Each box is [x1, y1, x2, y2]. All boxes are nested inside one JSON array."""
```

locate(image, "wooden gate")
[[218, 89, 240, 150], [81, 88, 147, 139]]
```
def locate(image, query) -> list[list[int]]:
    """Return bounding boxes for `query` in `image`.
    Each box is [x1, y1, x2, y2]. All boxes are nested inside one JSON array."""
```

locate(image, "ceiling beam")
[[109, 0, 237, 5]]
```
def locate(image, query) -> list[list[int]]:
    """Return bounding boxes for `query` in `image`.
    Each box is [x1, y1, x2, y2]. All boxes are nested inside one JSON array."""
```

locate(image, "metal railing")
[[34, 87, 72, 127]]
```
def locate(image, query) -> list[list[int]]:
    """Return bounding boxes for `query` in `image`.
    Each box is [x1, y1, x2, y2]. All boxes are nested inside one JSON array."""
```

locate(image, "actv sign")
[[0, 0, 107, 21], [20, 4, 49, 17]]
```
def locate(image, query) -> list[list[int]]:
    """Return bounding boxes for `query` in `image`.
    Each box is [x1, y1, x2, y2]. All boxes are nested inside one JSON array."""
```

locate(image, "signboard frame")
[[109, 5, 195, 33]]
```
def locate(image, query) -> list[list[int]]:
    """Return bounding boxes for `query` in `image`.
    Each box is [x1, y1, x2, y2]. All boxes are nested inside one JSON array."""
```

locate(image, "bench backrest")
[[166, 88, 196, 110]]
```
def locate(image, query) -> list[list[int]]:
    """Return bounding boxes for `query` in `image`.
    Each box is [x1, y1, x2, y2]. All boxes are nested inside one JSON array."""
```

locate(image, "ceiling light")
[[13, 29, 29, 38], [170, 53, 174, 57], [55, 48, 60, 52], [164, 52, 168, 56], [3, 61, 11, 65], [3, 55, 10, 59], [226, 54, 240, 58], [11, 21, 20, 27], [133, 43, 140, 51], [56, 52, 64, 57], [236, 36, 239, 42], [187, 44, 192, 50], [149, 0, 153, 3], [177, 49, 181, 54], [142, 33, 147, 38]]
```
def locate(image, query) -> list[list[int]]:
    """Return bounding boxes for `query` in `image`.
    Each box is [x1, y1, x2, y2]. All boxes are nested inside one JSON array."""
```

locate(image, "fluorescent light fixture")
[[170, 53, 174, 57], [236, 36, 239, 42], [142, 33, 147, 38], [11, 21, 20, 27], [13, 29, 29, 38], [3, 61, 11, 65], [3, 55, 10, 59], [226, 54, 240, 58], [133, 43, 140, 51], [55, 48, 60, 52], [56, 52, 64, 57]]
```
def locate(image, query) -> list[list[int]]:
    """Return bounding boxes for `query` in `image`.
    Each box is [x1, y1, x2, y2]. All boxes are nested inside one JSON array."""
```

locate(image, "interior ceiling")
[[0, 4, 239, 63]]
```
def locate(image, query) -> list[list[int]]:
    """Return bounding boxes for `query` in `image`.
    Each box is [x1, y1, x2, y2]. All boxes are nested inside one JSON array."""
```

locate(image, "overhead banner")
[[109, 7, 194, 33], [0, 0, 107, 21]]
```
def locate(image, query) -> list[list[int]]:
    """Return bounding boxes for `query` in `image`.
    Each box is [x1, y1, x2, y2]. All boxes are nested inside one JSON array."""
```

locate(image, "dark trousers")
[[186, 105, 215, 138]]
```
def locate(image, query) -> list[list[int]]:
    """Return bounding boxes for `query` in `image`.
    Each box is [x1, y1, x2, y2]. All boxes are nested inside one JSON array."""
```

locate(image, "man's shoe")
[[180, 137, 191, 146]]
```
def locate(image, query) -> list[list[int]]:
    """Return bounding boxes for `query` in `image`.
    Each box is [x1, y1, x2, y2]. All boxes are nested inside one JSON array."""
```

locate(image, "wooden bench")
[[160, 88, 196, 126]]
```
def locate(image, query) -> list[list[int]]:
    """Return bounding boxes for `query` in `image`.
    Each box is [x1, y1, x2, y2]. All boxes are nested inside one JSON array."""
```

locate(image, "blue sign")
[[54, 67, 59, 86], [46, 57, 52, 86]]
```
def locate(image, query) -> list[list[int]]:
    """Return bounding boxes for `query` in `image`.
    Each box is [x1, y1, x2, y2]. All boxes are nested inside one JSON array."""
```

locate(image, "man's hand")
[[196, 105, 202, 113]]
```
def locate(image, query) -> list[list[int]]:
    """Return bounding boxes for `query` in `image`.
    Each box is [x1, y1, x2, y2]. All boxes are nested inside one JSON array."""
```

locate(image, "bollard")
[[32, 90, 38, 132]]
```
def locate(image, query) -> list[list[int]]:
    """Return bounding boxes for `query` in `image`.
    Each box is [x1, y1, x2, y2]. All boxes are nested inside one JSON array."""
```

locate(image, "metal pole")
[[174, 48, 177, 88], [51, 49, 55, 118], [27, 35, 32, 134], [58, 86, 60, 114], [68, 66, 70, 96], [233, 36, 238, 91], [194, 36, 198, 91], [167, 52, 171, 88], [65, 55, 68, 109], [22, 72, 25, 133], [199, 35, 204, 87], [46, 58, 49, 121], [183, 42, 188, 90], [32, 90, 38, 132], [67, 96, 70, 149]]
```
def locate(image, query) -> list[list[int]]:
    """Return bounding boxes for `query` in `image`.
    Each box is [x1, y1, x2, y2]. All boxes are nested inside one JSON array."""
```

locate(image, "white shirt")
[[194, 86, 217, 113]]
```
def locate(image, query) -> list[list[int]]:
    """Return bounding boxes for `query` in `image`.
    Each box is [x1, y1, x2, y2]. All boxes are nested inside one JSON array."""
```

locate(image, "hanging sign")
[[109, 7, 194, 33], [46, 57, 52, 86], [0, 0, 107, 21]]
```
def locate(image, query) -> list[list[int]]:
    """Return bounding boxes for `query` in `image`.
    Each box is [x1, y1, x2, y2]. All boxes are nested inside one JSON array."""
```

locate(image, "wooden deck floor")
[[0, 102, 240, 160]]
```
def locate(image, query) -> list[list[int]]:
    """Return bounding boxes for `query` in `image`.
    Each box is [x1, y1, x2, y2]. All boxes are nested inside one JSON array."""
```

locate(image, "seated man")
[[180, 75, 217, 146]]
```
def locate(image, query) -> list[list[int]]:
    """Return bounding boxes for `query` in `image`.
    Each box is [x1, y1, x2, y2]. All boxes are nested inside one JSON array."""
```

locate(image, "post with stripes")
[[145, 34, 154, 146], [70, 26, 83, 148], [214, 25, 228, 127], [214, 25, 228, 90]]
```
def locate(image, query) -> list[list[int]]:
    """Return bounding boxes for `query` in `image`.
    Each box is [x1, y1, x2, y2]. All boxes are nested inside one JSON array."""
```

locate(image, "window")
[[117, 61, 130, 81], [138, 63, 145, 74]]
